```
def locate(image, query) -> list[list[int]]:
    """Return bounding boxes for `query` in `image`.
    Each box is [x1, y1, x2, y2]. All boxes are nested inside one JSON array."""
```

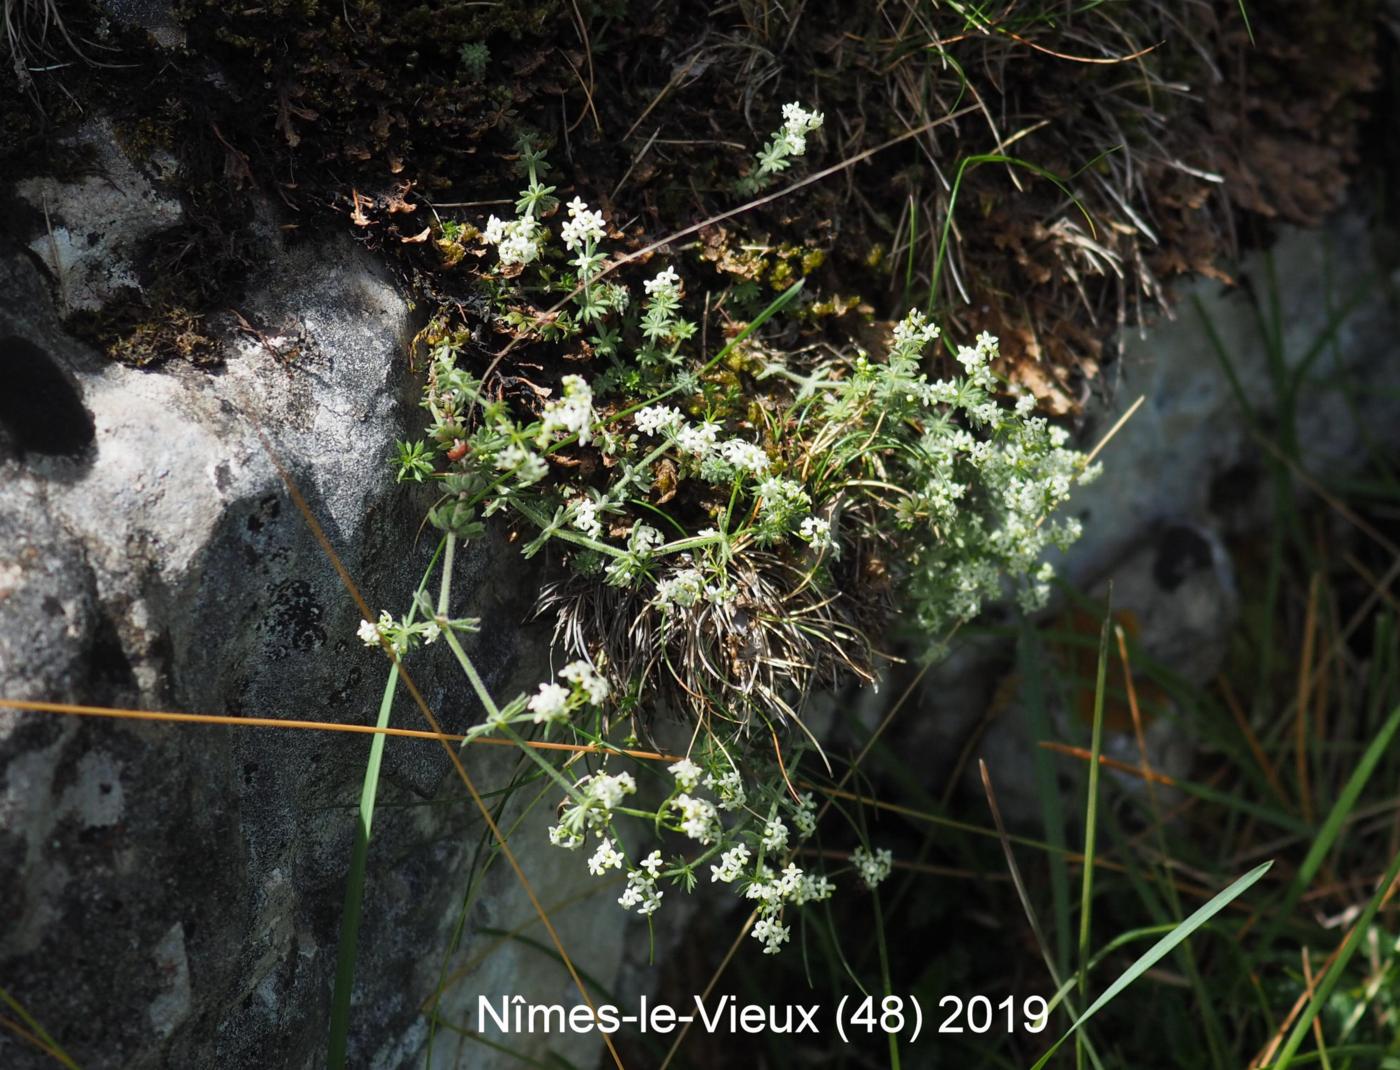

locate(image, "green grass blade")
[[1020, 619, 1072, 976], [327, 542, 443, 1067], [902, 194, 918, 312], [326, 659, 402, 1069], [1265, 848, 1400, 1069], [1263, 705, 1400, 954], [926, 152, 1093, 315], [1074, 607, 1112, 1066], [1237, 1, 1255, 45], [1295, 703, 1400, 891], [1029, 860, 1275, 1070], [871, 888, 901, 1070]]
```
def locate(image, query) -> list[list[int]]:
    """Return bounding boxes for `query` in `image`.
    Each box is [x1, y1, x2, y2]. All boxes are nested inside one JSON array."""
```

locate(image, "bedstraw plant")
[[379, 105, 1099, 949]]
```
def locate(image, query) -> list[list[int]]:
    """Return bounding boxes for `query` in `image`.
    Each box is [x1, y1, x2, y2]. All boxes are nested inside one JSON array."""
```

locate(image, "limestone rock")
[[0, 180, 617, 1068]]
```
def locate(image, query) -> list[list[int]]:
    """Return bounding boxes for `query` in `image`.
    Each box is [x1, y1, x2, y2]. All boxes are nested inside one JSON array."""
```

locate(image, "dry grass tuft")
[[540, 545, 877, 737]]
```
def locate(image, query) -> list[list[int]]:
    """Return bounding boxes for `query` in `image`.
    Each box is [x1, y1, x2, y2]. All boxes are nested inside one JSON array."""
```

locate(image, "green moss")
[[69, 299, 220, 369]]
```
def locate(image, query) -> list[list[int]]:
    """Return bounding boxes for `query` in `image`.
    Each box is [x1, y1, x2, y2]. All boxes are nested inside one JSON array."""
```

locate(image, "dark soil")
[[1, 1, 1383, 403]]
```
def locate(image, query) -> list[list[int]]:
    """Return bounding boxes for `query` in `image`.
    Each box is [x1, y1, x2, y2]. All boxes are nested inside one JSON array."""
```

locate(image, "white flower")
[[750, 102, 824, 185], [618, 867, 663, 915], [643, 266, 681, 297], [668, 758, 703, 792], [356, 615, 384, 647], [761, 817, 789, 852], [500, 233, 538, 265], [775, 863, 805, 898], [755, 477, 810, 525], [892, 309, 940, 351], [633, 405, 685, 436], [970, 400, 1001, 425], [587, 837, 624, 876], [588, 771, 636, 811], [484, 214, 542, 266], [483, 215, 508, 244], [654, 567, 706, 610], [704, 769, 747, 811], [710, 843, 751, 884], [851, 845, 893, 890], [672, 793, 720, 844], [790, 792, 818, 839], [539, 375, 595, 446], [751, 916, 790, 954], [570, 498, 603, 539], [781, 101, 824, 137], [956, 345, 988, 374], [548, 822, 584, 850], [560, 660, 610, 704], [639, 850, 664, 878], [676, 420, 720, 457], [793, 872, 834, 905], [495, 443, 548, 485], [560, 197, 606, 250], [744, 867, 779, 904], [718, 439, 769, 474], [798, 515, 833, 551], [527, 681, 571, 724], [629, 524, 664, 556]]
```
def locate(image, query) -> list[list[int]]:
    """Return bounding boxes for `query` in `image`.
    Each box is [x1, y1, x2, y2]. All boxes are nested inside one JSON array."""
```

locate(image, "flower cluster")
[[668, 758, 703, 792], [445, 665, 897, 951], [539, 375, 595, 447], [548, 768, 638, 851], [587, 836, 624, 875], [851, 845, 894, 890], [743, 861, 836, 953], [356, 608, 474, 653], [754, 476, 811, 544], [811, 310, 1098, 640], [618, 852, 664, 915], [526, 659, 610, 725], [798, 515, 834, 553], [744, 100, 825, 191], [634, 404, 685, 437], [482, 213, 543, 267], [480, 140, 558, 268], [671, 793, 722, 845], [574, 751, 842, 951], [637, 266, 696, 362], [710, 844, 751, 883], [561, 197, 605, 251], [705, 769, 747, 811]]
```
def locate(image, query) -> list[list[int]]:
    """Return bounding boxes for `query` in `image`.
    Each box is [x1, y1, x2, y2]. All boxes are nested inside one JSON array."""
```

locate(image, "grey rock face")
[[0, 132, 615, 1067], [1063, 212, 1400, 583], [16, 116, 184, 317]]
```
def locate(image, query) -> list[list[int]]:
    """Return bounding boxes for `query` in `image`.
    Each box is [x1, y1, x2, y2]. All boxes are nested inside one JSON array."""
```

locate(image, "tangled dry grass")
[[540, 546, 877, 738]]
